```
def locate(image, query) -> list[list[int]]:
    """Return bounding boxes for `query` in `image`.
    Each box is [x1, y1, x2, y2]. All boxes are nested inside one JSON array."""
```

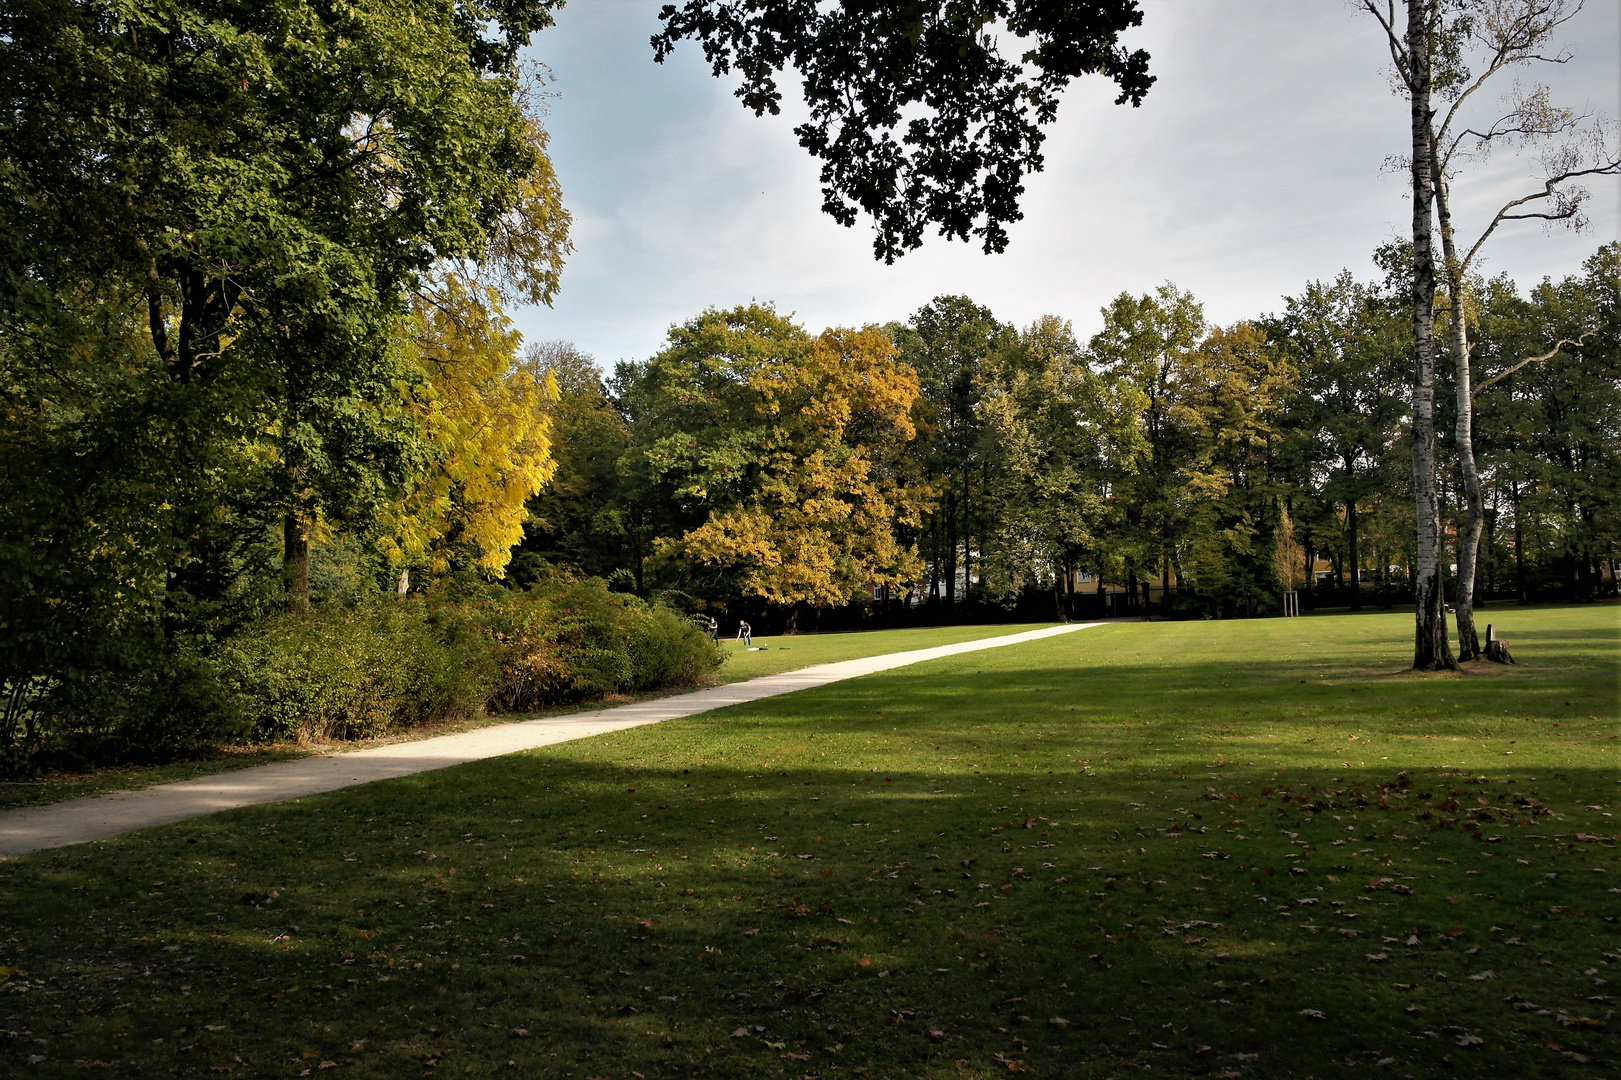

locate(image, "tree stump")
[[1484, 624, 1515, 664]]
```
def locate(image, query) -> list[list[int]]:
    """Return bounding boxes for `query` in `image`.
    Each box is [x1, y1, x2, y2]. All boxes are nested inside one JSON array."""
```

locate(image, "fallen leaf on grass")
[[1456, 1034, 1483, 1047], [1048, 1018, 1069, 1030], [1366, 953, 1389, 963], [1299, 1009, 1325, 1019], [1468, 971, 1496, 981]]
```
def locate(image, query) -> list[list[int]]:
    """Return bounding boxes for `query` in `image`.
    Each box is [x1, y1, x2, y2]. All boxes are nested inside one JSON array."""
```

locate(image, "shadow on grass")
[[0, 749, 1615, 1080]]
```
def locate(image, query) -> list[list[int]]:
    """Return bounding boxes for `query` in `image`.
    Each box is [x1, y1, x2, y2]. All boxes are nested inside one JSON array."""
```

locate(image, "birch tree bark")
[[1361, 0, 1452, 667], [1413, 0, 1615, 659], [1403, 1, 1458, 669], [1435, 172, 1485, 658]]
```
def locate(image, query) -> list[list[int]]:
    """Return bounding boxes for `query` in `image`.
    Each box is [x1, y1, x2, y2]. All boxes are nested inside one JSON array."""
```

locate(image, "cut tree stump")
[[1484, 624, 1515, 665]]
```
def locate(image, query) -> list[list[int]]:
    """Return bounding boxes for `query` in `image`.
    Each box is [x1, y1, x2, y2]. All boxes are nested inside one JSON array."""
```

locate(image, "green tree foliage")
[[1472, 244, 1621, 601], [892, 296, 1011, 602], [652, 1, 1153, 261], [0, 0, 568, 769], [1084, 284, 1206, 599], [975, 316, 1116, 611], [1270, 271, 1410, 608], [519, 342, 638, 586]]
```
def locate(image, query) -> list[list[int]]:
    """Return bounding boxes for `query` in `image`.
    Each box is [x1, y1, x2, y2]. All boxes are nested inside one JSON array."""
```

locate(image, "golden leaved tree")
[[624, 305, 926, 617], [379, 276, 558, 576], [684, 327, 927, 608]]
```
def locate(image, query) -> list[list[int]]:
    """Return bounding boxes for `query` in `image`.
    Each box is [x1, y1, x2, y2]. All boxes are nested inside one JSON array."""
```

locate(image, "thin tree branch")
[[1472, 331, 1593, 398], [1461, 159, 1621, 270]]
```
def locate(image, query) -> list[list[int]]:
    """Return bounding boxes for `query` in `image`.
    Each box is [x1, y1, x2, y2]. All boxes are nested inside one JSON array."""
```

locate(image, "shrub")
[[625, 604, 723, 691], [478, 579, 722, 712], [214, 601, 494, 743]]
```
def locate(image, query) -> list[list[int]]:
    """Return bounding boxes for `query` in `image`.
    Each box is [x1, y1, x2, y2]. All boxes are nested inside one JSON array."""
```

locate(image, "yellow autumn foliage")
[[379, 276, 557, 575], [678, 324, 927, 606]]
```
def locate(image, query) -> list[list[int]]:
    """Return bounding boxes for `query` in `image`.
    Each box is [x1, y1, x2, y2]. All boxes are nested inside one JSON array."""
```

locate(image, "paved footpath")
[[0, 623, 1099, 857]]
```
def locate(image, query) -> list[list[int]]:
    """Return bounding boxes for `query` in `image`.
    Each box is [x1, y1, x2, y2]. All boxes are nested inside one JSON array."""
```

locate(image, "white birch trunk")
[[1406, 0, 1457, 671], [1434, 169, 1485, 660]]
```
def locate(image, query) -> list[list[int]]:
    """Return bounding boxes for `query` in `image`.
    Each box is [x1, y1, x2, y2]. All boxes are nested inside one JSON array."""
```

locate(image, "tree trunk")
[[1346, 495, 1362, 611], [284, 509, 310, 616], [944, 489, 957, 604], [962, 467, 972, 601], [929, 519, 940, 602], [1435, 166, 1484, 660], [1512, 485, 1527, 603], [1405, 0, 1457, 671], [1302, 540, 1316, 608]]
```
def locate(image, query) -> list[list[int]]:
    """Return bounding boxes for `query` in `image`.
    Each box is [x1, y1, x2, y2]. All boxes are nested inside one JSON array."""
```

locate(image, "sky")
[[510, 1, 1621, 368]]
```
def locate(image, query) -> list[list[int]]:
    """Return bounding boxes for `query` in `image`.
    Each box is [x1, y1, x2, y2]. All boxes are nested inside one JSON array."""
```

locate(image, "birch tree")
[[1362, 0, 1618, 665], [1427, 0, 1618, 658], [1361, 0, 1455, 669]]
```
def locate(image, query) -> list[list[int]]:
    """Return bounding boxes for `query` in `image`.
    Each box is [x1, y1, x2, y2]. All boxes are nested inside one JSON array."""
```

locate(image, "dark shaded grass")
[[0, 606, 1615, 1079]]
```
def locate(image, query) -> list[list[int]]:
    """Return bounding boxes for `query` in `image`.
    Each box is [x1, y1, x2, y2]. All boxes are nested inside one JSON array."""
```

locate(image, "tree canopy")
[[652, 0, 1153, 260]]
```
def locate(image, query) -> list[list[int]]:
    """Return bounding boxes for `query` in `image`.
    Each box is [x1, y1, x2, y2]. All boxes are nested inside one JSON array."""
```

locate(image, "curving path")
[[0, 623, 1101, 857]]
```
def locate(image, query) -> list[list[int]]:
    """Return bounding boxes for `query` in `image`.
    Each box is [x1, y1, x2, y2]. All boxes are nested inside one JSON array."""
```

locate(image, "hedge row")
[[221, 581, 724, 743], [8, 579, 722, 770]]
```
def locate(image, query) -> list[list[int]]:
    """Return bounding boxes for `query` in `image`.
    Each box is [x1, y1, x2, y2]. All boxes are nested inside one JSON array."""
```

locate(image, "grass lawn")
[[714, 623, 1061, 682], [0, 605, 1615, 1079], [0, 624, 1054, 814]]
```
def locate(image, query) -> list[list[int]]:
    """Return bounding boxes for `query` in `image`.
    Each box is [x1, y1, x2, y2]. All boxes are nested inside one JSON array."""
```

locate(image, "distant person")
[[706, 616, 719, 642], [737, 620, 752, 647]]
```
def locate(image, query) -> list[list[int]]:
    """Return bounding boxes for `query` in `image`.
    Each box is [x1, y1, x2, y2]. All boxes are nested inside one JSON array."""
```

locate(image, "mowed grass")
[[715, 623, 1060, 682], [0, 606, 1616, 1080]]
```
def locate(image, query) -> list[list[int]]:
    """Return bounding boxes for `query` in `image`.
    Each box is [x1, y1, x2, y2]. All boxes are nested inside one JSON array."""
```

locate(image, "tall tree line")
[[519, 246, 1619, 627]]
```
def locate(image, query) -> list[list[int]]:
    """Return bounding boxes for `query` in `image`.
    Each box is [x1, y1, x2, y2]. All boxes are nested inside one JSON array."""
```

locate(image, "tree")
[[618, 305, 927, 621], [519, 343, 638, 586], [1426, 0, 1617, 658], [1166, 322, 1295, 616], [376, 278, 558, 581], [0, 0, 569, 759], [892, 296, 1011, 603], [1085, 285, 1205, 607], [975, 315, 1114, 615], [1472, 245, 1621, 601], [1360, 0, 1618, 664], [652, 1, 1153, 261], [1273, 271, 1409, 610], [1359, 0, 1456, 669]]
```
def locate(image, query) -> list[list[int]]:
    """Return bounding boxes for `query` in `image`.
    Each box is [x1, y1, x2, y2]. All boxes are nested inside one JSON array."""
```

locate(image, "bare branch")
[[1361, 0, 1416, 92], [1472, 331, 1593, 397], [1462, 155, 1621, 269]]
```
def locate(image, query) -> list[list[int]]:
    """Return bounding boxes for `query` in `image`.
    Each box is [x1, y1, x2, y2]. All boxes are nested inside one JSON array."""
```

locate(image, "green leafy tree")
[[0, 0, 568, 768], [1272, 271, 1410, 610], [975, 315, 1122, 615], [1084, 284, 1204, 604], [892, 296, 1012, 603], [519, 342, 638, 587], [653, 1, 1153, 261], [1473, 244, 1621, 601]]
